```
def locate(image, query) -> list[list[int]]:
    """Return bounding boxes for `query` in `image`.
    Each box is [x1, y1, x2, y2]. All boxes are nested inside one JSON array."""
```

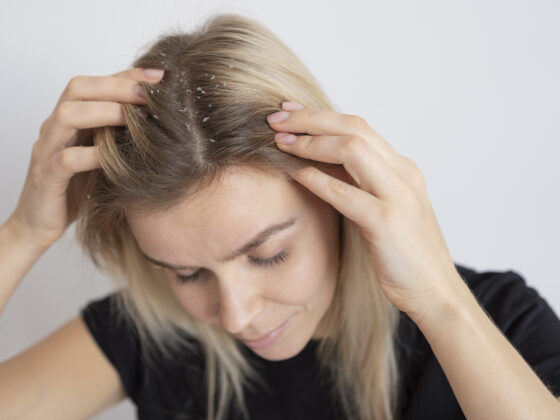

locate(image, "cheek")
[[268, 244, 334, 305]]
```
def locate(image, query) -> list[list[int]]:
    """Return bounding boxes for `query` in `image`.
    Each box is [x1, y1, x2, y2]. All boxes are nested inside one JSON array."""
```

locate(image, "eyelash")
[[174, 250, 289, 284]]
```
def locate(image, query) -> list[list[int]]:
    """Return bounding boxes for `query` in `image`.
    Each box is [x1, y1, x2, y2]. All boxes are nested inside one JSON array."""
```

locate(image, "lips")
[[242, 321, 286, 342], [239, 315, 294, 350]]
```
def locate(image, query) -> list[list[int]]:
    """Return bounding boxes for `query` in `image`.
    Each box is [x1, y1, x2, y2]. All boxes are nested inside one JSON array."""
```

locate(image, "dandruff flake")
[[209, 138, 216, 142], [202, 117, 210, 122], [210, 74, 215, 80]]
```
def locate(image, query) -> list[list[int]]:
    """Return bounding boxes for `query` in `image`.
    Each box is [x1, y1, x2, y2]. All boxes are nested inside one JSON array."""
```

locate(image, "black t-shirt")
[[80, 263, 560, 419]]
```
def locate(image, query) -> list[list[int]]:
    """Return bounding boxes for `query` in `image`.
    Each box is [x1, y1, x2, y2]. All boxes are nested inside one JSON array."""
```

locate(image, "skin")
[[126, 167, 341, 361], [5, 66, 559, 417], [265, 101, 560, 418]]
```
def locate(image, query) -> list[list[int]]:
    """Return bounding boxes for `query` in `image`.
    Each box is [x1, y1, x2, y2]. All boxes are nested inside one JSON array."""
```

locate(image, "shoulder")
[[396, 263, 560, 417], [453, 263, 558, 338], [80, 291, 208, 417]]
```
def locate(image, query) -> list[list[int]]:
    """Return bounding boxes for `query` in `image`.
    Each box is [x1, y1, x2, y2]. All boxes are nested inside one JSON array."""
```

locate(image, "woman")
[[1, 12, 559, 420]]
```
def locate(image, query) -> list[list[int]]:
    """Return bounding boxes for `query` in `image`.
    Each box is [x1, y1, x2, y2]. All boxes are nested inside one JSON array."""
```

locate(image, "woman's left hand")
[[266, 101, 462, 319]]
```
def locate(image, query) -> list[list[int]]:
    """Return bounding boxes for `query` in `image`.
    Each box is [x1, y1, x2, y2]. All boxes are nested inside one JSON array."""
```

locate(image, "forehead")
[[125, 167, 307, 258]]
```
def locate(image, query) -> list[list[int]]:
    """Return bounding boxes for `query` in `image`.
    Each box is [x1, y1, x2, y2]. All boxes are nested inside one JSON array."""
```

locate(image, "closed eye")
[[174, 250, 289, 284]]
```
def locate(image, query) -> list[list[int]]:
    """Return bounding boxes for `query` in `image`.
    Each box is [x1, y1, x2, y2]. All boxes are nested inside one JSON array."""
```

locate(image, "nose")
[[217, 276, 262, 335]]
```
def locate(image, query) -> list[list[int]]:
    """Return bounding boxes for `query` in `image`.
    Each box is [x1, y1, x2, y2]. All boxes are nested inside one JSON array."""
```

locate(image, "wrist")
[[405, 272, 477, 343], [2, 215, 52, 255]]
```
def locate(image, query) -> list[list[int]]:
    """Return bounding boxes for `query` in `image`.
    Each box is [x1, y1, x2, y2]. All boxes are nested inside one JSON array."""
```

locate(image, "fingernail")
[[275, 132, 297, 144], [267, 111, 290, 123], [143, 68, 164, 79], [135, 85, 146, 99], [282, 101, 304, 111]]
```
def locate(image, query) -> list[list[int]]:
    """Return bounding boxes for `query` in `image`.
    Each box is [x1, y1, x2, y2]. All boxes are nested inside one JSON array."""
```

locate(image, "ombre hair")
[[70, 12, 401, 420]]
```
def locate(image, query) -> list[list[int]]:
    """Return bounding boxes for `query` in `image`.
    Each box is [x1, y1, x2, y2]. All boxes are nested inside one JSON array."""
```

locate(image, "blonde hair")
[[70, 12, 401, 420]]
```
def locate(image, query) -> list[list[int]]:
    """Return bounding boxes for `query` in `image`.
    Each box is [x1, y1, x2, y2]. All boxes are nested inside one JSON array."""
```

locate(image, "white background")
[[1, 1, 559, 418]]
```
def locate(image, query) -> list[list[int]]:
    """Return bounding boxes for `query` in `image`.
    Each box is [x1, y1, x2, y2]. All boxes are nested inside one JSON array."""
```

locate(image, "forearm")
[[0, 217, 49, 315], [410, 273, 560, 420]]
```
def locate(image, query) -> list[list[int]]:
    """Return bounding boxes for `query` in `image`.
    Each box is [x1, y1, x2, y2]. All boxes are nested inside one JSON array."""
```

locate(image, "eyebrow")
[[141, 217, 298, 271]]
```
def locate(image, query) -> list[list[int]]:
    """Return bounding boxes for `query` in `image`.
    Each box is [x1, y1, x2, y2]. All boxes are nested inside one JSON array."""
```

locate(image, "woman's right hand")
[[6, 67, 165, 249]]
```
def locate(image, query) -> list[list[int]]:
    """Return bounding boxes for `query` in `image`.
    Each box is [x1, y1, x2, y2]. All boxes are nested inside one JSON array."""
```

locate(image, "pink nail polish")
[[275, 132, 297, 144], [267, 111, 290, 123], [282, 101, 305, 111]]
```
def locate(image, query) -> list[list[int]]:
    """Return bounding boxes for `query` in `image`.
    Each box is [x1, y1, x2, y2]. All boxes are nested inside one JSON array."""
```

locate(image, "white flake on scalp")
[[209, 138, 216, 142], [202, 117, 210, 122], [186, 123, 191, 132], [210, 74, 215, 80]]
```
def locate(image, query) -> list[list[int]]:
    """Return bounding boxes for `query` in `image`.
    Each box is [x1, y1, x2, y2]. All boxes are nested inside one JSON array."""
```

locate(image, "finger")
[[43, 146, 100, 191], [268, 104, 401, 166], [111, 67, 165, 82], [57, 72, 160, 106], [39, 101, 125, 155], [289, 165, 382, 232], [275, 133, 409, 200]]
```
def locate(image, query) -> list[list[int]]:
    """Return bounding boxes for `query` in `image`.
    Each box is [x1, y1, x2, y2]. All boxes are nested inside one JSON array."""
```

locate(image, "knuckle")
[[343, 135, 367, 156], [297, 134, 313, 152], [401, 155, 424, 179], [66, 75, 84, 95], [346, 114, 368, 131], [301, 107, 315, 120], [327, 176, 350, 197], [52, 101, 71, 125], [57, 148, 74, 170]]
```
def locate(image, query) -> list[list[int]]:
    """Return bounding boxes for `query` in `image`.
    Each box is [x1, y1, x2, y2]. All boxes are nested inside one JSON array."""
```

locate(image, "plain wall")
[[1, 1, 559, 418]]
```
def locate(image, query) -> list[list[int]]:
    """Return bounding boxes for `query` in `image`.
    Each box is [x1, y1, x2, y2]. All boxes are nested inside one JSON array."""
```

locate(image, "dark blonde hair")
[[70, 12, 400, 420]]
